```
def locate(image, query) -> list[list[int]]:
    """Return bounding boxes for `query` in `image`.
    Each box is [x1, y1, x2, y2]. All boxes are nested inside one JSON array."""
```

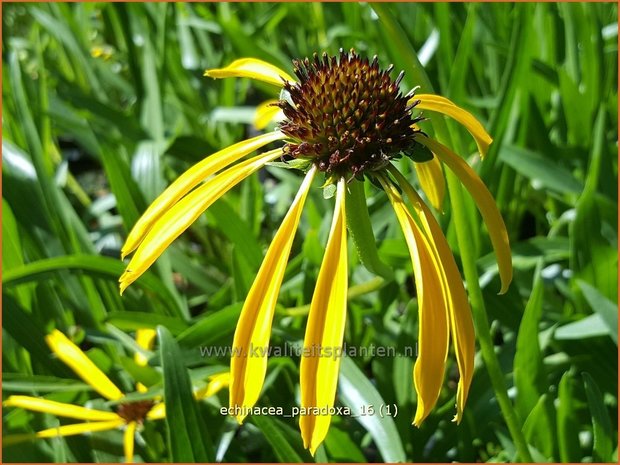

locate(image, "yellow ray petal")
[[195, 372, 231, 400], [254, 99, 284, 130], [231, 168, 316, 423], [204, 58, 294, 87], [134, 329, 157, 392], [35, 419, 125, 439], [300, 178, 348, 455], [379, 176, 449, 426], [134, 328, 156, 368], [416, 135, 512, 294], [146, 402, 166, 421], [415, 94, 493, 158], [3, 396, 121, 422], [135, 329, 157, 352], [120, 149, 283, 293], [122, 131, 284, 258], [414, 156, 445, 211], [45, 330, 124, 401], [390, 167, 475, 422], [124, 421, 136, 463]]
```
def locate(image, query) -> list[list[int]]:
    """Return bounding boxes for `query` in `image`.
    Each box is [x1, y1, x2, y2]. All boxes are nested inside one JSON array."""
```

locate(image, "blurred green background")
[[2, 2, 618, 463]]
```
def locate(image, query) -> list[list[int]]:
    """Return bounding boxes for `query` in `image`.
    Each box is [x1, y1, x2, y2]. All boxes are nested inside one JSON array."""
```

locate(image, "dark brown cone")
[[116, 400, 155, 424], [278, 49, 423, 177]]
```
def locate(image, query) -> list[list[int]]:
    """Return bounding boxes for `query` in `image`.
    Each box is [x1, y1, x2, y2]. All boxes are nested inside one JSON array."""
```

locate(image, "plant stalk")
[[371, 3, 533, 460]]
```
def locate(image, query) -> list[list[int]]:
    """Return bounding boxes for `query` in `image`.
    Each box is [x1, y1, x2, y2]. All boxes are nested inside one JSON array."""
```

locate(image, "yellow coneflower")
[[119, 49, 511, 454], [3, 330, 229, 463]]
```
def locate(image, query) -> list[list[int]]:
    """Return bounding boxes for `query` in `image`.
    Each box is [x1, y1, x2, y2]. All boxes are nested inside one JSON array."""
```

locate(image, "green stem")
[[446, 173, 532, 462], [371, 4, 533, 461], [346, 179, 394, 281], [283, 277, 385, 316]]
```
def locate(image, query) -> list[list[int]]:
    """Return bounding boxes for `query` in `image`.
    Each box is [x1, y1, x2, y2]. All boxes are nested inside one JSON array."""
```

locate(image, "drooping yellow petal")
[[135, 329, 157, 352], [136, 383, 148, 394], [122, 131, 284, 258], [390, 167, 475, 422], [195, 372, 231, 400], [3, 396, 121, 422], [146, 402, 166, 421], [415, 94, 493, 158], [134, 329, 156, 366], [414, 156, 445, 211], [254, 99, 284, 130], [204, 58, 294, 87], [134, 328, 157, 392], [120, 149, 283, 294], [231, 168, 316, 423], [416, 135, 512, 294], [45, 330, 124, 401], [300, 178, 348, 455], [379, 176, 449, 426], [124, 421, 136, 463], [35, 419, 124, 439]]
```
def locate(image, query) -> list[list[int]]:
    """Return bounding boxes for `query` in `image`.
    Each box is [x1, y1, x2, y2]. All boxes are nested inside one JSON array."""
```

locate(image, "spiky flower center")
[[278, 49, 422, 177], [116, 400, 155, 424]]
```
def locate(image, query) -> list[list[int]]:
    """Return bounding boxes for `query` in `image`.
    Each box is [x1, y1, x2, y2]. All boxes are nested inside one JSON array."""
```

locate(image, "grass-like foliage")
[[2, 2, 618, 463]]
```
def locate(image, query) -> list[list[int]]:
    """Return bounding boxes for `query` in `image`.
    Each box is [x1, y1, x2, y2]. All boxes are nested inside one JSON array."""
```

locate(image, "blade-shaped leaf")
[[339, 356, 406, 462], [158, 326, 213, 462], [583, 372, 613, 462]]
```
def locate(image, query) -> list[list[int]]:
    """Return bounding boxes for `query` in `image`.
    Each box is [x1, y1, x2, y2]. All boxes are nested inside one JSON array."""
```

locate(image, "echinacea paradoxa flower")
[[3, 330, 229, 463], [119, 49, 511, 454]]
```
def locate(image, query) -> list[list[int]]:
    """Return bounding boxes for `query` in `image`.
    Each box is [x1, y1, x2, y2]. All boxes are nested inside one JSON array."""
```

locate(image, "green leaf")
[[557, 371, 582, 462], [499, 145, 583, 194], [555, 313, 614, 341], [479, 3, 535, 179], [570, 106, 617, 302], [577, 280, 618, 344], [2, 199, 32, 307], [118, 357, 162, 389], [208, 199, 263, 270], [514, 262, 546, 420], [2, 198, 24, 271], [177, 303, 242, 348], [131, 139, 168, 203], [251, 415, 304, 463], [2, 141, 51, 232], [3, 255, 183, 318], [583, 372, 613, 462], [446, 3, 478, 99], [405, 144, 434, 163], [339, 356, 406, 462], [231, 247, 254, 301], [324, 424, 367, 462], [266, 159, 312, 171], [522, 393, 557, 460], [2, 294, 71, 377], [158, 326, 213, 462], [98, 143, 148, 233], [168, 247, 225, 295], [321, 182, 336, 200], [106, 312, 188, 335], [2, 374, 92, 393], [176, 3, 200, 69], [370, 2, 432, 92], [138, 31, 164, 140]]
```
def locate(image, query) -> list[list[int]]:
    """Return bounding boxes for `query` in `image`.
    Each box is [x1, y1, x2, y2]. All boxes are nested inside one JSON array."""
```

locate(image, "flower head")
[[277, 50, 423, 176], [3, 330, 228, 463], [120, 50, 511, 455]]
